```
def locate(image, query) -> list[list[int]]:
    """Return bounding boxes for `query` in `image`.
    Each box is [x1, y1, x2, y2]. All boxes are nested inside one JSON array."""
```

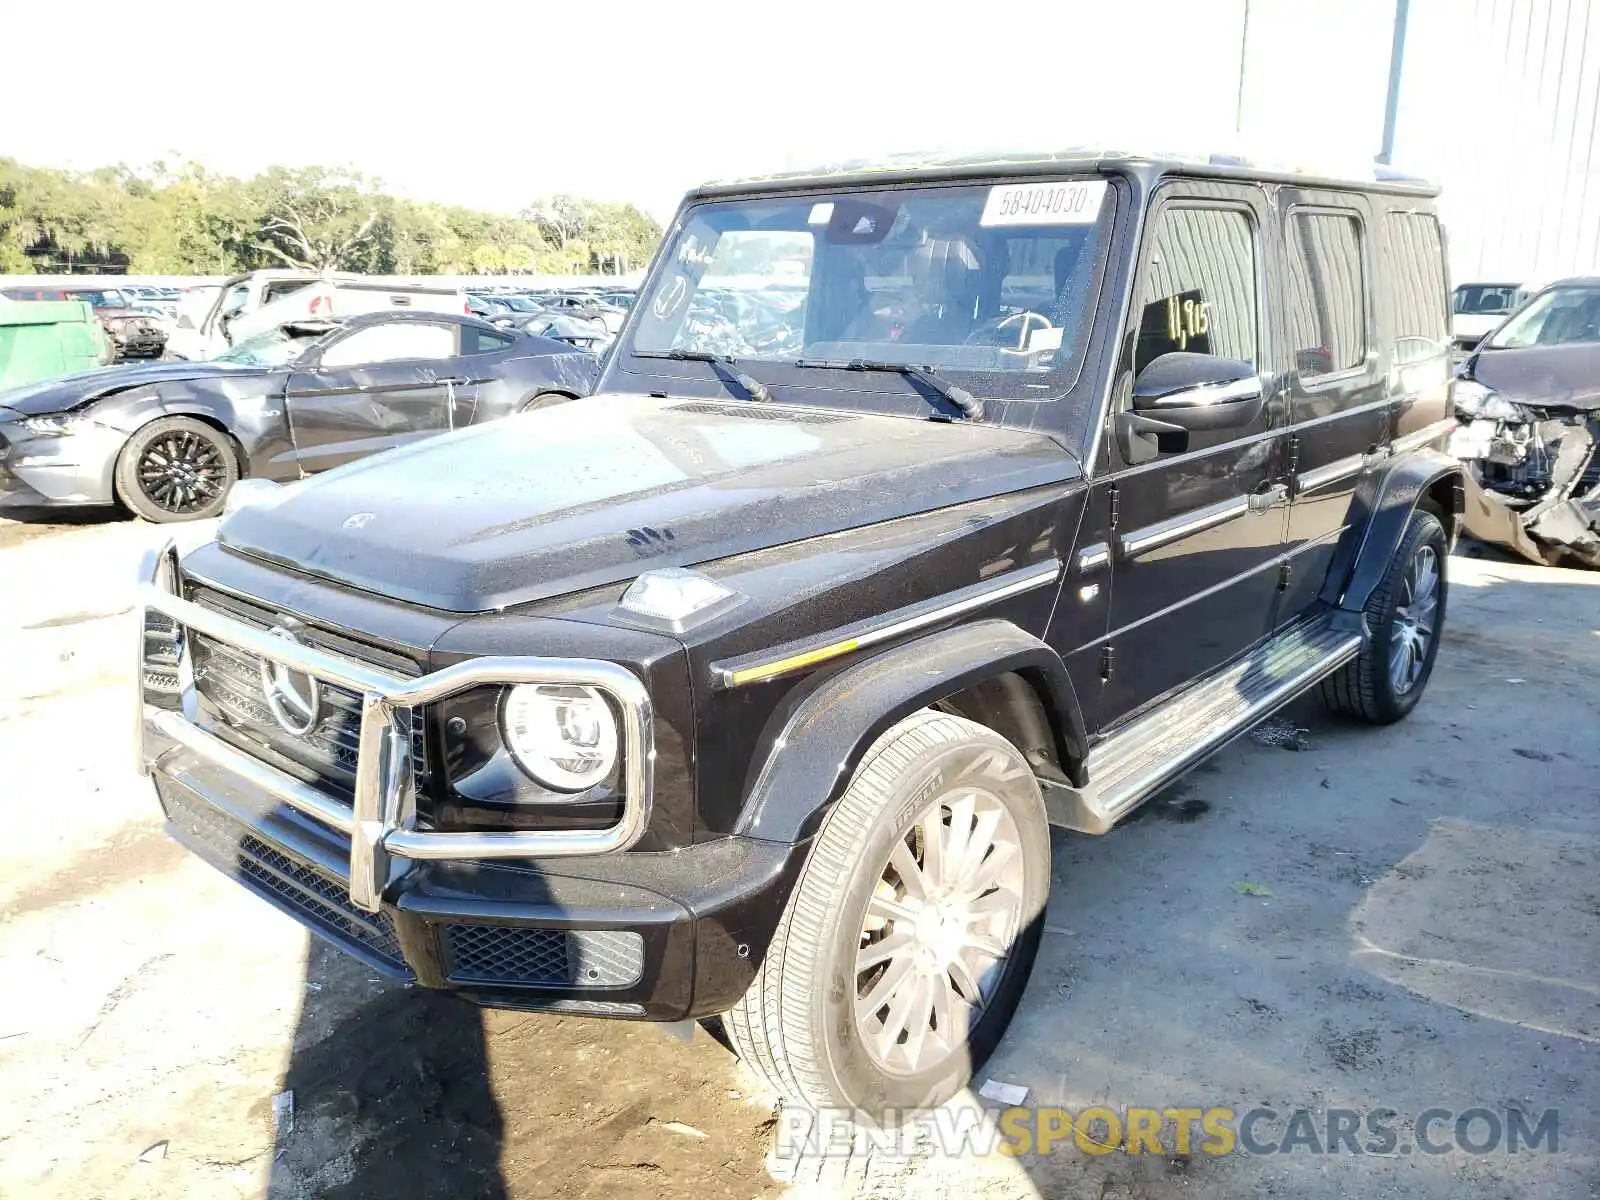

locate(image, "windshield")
[[211, 325, 328, 366], [1453, 284, 1521, 316], [624, 178, 1114, 415], [1485, 286, 1600, 348]]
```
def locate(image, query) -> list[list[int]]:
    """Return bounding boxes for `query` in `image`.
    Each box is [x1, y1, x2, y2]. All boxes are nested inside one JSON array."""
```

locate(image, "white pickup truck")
[[167, 271, 469, 360]]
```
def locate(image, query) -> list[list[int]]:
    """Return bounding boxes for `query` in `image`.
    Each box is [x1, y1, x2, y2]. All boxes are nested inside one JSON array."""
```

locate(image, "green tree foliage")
[[0, 158, 662, 276]]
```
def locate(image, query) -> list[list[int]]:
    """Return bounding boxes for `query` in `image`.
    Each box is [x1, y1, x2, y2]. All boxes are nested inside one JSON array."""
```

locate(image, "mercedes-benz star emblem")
[[260, 625, 321, 736]]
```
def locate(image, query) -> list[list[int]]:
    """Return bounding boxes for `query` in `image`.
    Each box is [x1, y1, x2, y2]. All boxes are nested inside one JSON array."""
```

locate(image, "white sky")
[[7, 0, 1402, 222]]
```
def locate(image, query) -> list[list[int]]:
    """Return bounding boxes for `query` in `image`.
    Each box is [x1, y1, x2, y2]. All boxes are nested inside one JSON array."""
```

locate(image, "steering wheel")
[[964, 310, 1055, 352]]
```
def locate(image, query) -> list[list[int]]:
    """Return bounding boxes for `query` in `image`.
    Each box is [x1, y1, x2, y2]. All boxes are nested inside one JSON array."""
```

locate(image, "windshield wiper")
[[793, 358, 983, 420], [636, 348, 772, 403]]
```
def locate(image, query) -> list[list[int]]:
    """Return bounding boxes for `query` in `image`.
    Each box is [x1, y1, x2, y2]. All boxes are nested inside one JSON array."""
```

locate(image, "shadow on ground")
[[266, 942, 779, 1200]]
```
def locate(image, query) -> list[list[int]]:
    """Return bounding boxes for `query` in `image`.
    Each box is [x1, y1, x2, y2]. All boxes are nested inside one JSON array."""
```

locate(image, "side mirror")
[[1116, 353, 1265, 464]]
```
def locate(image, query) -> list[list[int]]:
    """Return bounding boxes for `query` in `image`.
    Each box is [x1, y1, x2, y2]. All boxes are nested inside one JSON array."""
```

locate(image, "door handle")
[[1247, 483, 1289, 512], [436, 377, 470, 386]]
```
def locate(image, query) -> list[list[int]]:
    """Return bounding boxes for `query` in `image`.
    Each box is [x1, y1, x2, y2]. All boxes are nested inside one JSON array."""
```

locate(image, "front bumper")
[[0, 412, 122, 507], [138, 542, 804, 1018]]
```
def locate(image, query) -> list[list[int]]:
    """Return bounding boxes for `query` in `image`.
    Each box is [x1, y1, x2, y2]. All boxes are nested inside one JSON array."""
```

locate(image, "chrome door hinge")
[[1100, 644, 1116, 681], [1108, 484, 1120, 530], [1287, 434, 1302, 476], [1277, 561, 1293, 591]]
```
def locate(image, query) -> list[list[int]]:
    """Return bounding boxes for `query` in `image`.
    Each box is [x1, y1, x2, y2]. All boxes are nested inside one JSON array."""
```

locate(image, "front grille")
[[169, 585, 428, 806], [192, 633, 366, 792], [443, 924, 643, 987], [164, 785, 409, 975]]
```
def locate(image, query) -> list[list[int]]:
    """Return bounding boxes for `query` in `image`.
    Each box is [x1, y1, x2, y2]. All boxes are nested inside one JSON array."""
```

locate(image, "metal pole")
[[1378, 0, 1412, 163], [1235, 0, 1251, 133]]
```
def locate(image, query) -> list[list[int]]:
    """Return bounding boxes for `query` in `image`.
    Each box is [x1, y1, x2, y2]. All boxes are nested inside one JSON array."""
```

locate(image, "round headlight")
[[500, 683, 619, 792]]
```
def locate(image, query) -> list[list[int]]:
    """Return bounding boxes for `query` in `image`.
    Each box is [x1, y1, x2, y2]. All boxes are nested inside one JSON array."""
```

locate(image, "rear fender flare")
[[733, 619, 1088, 844], [1320, 448, 1464, 615]]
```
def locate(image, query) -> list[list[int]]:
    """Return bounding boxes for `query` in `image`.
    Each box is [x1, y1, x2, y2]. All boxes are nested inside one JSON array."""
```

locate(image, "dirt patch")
[[0, 820, 189, 919]]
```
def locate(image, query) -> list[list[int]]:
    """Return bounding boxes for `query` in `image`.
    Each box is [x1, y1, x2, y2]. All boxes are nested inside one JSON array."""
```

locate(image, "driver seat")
[[901, 236, 982, 345]]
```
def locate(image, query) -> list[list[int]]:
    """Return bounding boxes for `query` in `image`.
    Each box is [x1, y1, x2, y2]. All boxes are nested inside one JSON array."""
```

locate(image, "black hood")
[[0, 360, 265, 416], [1468, 342, 1600, 413], [219, 393, 1078, 613]]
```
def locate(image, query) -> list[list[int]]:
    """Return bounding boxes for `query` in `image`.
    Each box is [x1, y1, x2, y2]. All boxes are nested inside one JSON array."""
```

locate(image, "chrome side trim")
[[1119, 495, 1248, 559], [138, 565, 656, 913], [1296, 453, 1366, 493], [1075, 542, 1111, 573], [1391, 418, 1457, 456], [712, 558, 1063, 688]]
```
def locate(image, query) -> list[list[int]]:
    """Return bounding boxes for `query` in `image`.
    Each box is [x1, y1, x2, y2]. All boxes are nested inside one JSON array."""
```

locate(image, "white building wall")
[[1391, 0, 1600, 284]]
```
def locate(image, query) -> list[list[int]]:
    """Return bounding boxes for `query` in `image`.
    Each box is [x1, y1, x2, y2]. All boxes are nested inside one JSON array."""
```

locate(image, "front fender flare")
[[733, 619, 1087, 845], [1321, 448, 1464, 615]]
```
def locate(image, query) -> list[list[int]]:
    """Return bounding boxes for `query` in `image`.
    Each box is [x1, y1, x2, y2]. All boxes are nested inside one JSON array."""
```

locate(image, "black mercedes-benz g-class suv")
[[137, 149, 1462, 1119]]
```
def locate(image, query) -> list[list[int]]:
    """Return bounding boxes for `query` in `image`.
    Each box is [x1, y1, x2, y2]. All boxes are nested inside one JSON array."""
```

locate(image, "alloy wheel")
[[1389, 542, 1439, 695], [854, 787, 1027, 1076], [136, 430, 227, 513]]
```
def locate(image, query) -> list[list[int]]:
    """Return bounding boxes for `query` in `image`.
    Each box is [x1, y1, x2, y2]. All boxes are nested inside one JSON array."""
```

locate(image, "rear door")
[[1091, 180, 1290, 729], [284, 320, 458, 474], [1275, 194, 1391, 622]]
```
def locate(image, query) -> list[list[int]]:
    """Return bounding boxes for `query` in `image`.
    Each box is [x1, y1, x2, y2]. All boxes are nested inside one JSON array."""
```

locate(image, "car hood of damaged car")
[[217, 392, 1080, 613], [0, 360, 267, 416]]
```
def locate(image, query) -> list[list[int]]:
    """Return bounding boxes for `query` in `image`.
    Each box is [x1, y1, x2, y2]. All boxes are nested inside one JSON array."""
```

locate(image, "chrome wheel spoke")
[[889, 838, 929, 901], [859, 952, 915, 1018], [947, 954, 987, 1008], [867, 892, 919, 926], [857, 927, 913, 972]]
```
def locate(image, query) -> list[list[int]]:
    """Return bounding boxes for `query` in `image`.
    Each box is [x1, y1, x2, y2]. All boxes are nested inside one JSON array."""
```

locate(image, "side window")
[[1383, 213, 1449, 365], [1285, 212, 1367, 378], [462, 326, 516, 355], [317, 322, 456, 368], [1134, 206, 1258, 377]]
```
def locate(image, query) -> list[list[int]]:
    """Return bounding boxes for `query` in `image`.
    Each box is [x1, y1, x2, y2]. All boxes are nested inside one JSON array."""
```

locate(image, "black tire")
[[1320, 508, 1448, 723], [114, 416, 239, 523], [725, 711, 1050, 1122]]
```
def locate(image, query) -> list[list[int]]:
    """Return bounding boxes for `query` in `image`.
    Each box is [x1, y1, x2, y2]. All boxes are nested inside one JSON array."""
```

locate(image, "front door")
[[285, 320, 459, 474], [1093, 181, 1290, 730]]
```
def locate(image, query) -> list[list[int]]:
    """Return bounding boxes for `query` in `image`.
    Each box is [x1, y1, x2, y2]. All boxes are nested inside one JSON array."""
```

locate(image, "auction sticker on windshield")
[[981, 180, 1107, 227]]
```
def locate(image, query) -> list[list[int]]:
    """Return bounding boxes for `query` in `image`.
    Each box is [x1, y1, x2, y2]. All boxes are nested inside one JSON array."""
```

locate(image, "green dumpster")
[[0, 298, 114, 388]]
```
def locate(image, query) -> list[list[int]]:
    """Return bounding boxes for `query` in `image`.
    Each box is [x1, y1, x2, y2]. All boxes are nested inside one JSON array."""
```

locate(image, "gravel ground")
[[0, 510, 1595, 1200]]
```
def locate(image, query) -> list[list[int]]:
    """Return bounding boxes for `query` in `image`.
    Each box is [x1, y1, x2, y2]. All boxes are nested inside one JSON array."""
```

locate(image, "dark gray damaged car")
[[0, 311, 598, 522], [1451, 278, 1600, 568]]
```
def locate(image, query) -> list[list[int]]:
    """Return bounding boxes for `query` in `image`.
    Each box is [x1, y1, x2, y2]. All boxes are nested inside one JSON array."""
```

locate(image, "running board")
[[1043, 616, 1364, 834]]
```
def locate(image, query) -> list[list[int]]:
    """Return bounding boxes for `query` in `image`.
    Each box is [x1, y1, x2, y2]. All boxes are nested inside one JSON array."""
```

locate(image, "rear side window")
[[1384, 213, 1449, 364], [462, 326, 516, 355], [1134, 206, 1258, 376], [1285, 212, 1366, 377]]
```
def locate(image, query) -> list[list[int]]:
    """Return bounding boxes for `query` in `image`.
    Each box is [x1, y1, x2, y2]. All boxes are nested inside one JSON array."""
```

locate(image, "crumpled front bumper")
[[0, 408, 124, 507]]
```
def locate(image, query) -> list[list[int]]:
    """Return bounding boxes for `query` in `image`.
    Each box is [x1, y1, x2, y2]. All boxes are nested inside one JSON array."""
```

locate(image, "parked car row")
[[465, 285, 635, 354]]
